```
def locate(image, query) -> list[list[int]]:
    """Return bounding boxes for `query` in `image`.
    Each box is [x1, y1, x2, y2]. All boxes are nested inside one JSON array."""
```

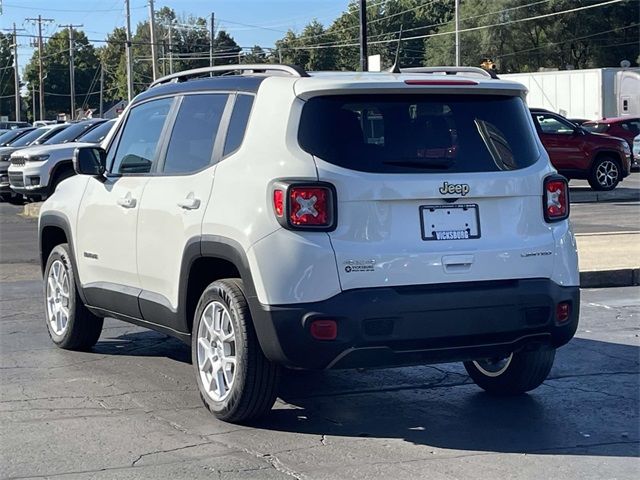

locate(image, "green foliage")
[[0, 32, 18, 119], [24, 29, 100, 120], [19, 1, 639, 119]]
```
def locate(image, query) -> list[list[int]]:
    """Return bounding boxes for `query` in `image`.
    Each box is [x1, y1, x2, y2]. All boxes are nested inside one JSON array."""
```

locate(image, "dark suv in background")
[[530, 108, 632, 190]]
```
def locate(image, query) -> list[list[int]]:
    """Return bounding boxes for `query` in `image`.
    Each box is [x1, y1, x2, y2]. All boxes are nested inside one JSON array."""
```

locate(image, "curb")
[[580, 268, 640, 288], [570, 191, 639, 204], [21, 202, 42, 219]]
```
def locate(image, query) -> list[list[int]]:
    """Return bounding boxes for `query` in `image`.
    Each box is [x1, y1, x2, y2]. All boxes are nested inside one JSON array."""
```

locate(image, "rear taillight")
[[543, 175, 569, 222], [272, 182, 336, 231]]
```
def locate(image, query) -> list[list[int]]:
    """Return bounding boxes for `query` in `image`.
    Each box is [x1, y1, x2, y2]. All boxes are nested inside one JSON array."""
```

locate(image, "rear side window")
[[223, 94, 254, 157], [298, 94, 540, 173], [163, 94, 228, 174]]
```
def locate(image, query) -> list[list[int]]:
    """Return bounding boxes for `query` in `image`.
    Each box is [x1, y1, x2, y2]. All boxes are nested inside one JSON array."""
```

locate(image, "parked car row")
[[530, 108, 636, 190], [0, 119, 116, 203]]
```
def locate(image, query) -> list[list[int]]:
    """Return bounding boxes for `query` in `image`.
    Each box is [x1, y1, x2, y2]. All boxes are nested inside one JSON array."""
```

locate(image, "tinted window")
[[8, 127, 55, 147], [44, 121, 104, 145], [34, 125, 69, 144], [299, 94, 540, 173], [78, 120, 116, 144], [622, 120, 640, 136], [163, 94, 227, 174], [0, 129, 32, 146], [223, 94, 254, 156], [583, 122, 609, 133], [112, 98, 173, 175], [532, 114, 576, 135]]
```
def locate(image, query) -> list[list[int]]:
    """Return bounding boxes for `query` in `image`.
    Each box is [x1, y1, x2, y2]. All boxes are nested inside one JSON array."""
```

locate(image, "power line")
[[284, 0, 627, 50], [2, 2, 146, 13], [495, 22, 640, 59]]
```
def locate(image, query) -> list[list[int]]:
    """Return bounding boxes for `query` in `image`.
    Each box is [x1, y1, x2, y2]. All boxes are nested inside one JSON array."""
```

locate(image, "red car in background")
[[582, 116, 640, 169], [530, 109, 632, 191], [582, 117, 640, 151]]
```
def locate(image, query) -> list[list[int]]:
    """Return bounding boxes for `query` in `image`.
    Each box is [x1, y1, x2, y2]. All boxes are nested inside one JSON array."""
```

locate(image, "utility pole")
[[2, 23, 26, 121], [209, 12, 215, 67], [32, 88, 36, 121], [168, 22, 173, 74], [99, 63, 104, 118], [358, 0, 368, 72], [26, 15, 54, 120], [125, 0, 134, 101], [148, 0, 157, 80], [58, 23, 83, 120], [454, 0, 460, 66]]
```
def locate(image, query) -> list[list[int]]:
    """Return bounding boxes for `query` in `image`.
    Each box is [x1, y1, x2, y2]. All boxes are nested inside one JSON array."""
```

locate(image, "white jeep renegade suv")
[[39, 65, 579, 423]]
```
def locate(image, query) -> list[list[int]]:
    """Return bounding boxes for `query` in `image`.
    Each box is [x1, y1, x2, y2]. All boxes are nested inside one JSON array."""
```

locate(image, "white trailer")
[[501, 68, 640, 120]]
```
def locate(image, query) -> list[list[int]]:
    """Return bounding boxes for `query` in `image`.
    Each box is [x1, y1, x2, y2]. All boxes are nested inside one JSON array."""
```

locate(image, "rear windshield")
[[298, 94, 540, 173], [582, 123, 609, 133]]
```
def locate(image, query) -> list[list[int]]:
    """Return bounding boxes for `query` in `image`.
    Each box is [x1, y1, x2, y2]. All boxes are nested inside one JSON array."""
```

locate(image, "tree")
[[243, 45, 268, 64], [424, 0, 639, 72], [0, 32, 17, 119], [24, 29, 100, 119]]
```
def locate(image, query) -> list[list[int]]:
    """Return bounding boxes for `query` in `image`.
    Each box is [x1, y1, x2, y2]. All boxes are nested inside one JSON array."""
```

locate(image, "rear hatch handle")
[[442, 254, 474, 273]]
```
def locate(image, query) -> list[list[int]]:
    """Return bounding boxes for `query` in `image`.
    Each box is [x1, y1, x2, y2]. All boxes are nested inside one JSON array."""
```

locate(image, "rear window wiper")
[[382, 159, 454, 170]]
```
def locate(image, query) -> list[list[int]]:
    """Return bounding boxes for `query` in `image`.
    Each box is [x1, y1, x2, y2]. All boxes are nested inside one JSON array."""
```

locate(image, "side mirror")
[[73, 146, 106, 178]]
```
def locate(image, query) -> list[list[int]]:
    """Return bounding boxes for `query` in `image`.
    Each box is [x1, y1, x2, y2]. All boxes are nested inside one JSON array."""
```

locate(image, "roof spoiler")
[[401, 66, 499, 80]]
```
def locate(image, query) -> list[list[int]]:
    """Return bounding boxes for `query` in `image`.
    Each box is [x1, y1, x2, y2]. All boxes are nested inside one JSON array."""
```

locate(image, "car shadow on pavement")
[[94, 331, 639, 458], [260, 337, 640, 458]]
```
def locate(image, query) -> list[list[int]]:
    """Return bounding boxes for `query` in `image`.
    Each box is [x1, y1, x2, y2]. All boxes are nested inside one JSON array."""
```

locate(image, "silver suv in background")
[[8, 119, 109, 201], [0, 125, 69, 202]]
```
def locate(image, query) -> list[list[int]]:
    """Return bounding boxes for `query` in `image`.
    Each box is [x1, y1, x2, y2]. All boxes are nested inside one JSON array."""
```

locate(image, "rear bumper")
[[251, 279, 579, 370]]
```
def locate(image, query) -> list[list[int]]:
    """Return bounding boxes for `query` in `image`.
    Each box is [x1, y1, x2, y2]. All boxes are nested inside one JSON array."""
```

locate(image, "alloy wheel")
[[196, 301, 237, 402], [46, 260, 71, 335], [472, 353, 513, 377], [596, 160, 619, 188]]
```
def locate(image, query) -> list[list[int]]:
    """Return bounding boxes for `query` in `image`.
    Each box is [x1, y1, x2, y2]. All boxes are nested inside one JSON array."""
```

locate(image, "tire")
[[588, 155, 621, 191], [44, 244, 103, 350], [192, 279, 279, 423], [26, 195, 42, 202], [0, 194, 10, 202], [463, 348, 555, 395]]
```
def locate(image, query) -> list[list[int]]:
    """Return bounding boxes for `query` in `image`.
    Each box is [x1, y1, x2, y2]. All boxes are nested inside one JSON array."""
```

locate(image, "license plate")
[[420, 204, 480, 241]]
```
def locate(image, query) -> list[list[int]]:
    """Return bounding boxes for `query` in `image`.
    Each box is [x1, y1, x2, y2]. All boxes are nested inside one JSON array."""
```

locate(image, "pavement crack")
[[130, 441, 213, 467], [543, 380, 635, 401]]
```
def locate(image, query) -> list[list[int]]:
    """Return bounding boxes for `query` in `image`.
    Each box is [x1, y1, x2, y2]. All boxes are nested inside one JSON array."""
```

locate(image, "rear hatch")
[[297, 91, 556, 291]]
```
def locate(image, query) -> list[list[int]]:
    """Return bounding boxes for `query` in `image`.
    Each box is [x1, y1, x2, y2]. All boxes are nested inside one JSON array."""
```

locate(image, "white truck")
[[501, 68, 640, 120]]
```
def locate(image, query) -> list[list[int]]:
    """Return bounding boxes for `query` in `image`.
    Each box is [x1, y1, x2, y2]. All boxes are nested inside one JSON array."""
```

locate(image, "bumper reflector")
[[310, 320, 337, 340], [556, 302, 571, 323]]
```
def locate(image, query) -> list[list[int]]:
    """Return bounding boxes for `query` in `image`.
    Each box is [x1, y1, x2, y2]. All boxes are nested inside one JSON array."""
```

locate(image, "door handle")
[[177, 193, 200, 210], [117, 193, 137, 209]]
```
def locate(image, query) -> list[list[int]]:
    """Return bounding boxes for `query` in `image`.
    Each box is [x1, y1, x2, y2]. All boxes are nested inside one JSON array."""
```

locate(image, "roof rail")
[[401, 66, 499, 80], [150, 64, 309, 88]]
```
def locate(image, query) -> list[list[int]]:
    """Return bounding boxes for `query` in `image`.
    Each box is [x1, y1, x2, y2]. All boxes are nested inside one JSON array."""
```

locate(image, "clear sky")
[[1, 0, 350, 71]]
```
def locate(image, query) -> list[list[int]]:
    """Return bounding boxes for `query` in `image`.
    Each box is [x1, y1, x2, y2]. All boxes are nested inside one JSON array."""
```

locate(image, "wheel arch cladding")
[[181, 236, 284, 362], [39, 212, 87, 305]]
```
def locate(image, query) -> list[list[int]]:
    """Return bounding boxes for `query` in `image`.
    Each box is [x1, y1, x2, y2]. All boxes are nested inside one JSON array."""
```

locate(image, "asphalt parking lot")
[[1, 183, 639, 479]]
